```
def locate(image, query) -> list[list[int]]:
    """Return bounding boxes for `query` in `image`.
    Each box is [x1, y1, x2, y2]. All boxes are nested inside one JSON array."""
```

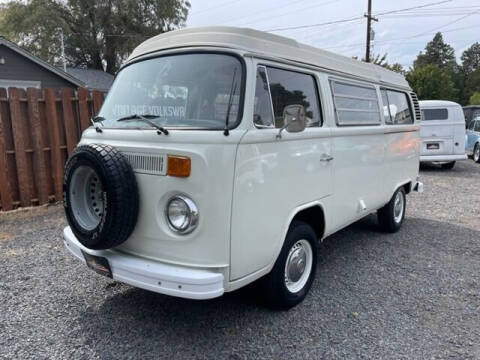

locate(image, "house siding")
[[0, 45, 76, 88]]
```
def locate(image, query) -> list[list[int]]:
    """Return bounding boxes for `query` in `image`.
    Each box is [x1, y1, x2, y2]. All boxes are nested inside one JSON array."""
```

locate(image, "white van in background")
[[419, 100, 467, 169]]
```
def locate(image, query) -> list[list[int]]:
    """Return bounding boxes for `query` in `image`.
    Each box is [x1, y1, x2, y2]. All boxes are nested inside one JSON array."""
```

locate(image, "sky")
[[186, 0, 480, 69]]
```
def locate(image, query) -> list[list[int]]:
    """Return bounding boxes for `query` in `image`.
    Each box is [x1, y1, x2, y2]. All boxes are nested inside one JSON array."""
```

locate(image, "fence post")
[[61, 88, 78, 155], [92, 90, 104, 116], [9, 87, 34, 207], [27, 87, 50, 205], [44, 88, 64, 202], [0, 88, 13, 210], [77, 87, 91, 133]]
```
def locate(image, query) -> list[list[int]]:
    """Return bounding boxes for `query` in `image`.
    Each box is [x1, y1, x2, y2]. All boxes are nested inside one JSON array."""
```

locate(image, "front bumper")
[[63, 227, 224, 300], [420, 154, 467, 162]]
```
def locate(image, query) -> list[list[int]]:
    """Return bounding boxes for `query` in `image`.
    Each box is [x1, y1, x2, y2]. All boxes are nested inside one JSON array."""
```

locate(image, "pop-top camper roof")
[[127, 26, 410, 90]]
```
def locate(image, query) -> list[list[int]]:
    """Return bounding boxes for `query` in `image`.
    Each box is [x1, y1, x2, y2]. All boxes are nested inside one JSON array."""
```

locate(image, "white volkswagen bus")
[[62, 27, 423, 309], [419, 100, 467, 169]]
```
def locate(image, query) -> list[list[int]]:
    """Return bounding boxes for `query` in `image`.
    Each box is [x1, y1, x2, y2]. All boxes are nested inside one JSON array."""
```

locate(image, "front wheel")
[[377, 187, 406, 233], [264, 221, 317, 310], [474, 144, 480, 163]]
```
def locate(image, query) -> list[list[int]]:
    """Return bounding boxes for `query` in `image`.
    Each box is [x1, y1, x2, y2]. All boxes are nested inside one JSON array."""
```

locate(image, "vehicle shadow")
[[77, 215, 480, 358]]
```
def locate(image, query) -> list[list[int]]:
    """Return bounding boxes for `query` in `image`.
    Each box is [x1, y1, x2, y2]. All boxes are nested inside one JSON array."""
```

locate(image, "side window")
[[469, 120, 476, 130], [422, 108, 448, 121], [331, 81, 380, 126], [382, 89, 413, 124], [475, 121, 480, 132], [266, 67, 321, 128], [253, 66, 274, 127]]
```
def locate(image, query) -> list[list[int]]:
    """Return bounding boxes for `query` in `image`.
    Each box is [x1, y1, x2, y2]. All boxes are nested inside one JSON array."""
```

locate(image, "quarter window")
[[253, 66, 274, 127], [267, 67, 321, 128], [475, 121, 480, 132], [422, 108, 448, 121], [381, 89, 413, 125], [331, 81, 380, 126]]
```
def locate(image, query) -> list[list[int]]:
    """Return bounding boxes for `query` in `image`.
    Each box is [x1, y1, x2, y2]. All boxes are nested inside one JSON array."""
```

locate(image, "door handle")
[[320, 154, 334, 162]]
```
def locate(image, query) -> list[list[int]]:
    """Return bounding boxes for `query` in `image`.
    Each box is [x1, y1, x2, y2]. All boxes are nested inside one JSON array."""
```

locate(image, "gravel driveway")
[[1, 160, 479, 359]]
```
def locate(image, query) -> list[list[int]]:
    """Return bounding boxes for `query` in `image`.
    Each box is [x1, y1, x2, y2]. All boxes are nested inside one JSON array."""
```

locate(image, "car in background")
[[463, 105, 480, 129], [466, 116, 480, 163], [419, 100, 467, 169]]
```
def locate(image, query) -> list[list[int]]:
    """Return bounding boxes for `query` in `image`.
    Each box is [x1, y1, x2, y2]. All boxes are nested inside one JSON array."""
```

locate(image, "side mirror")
[[276, 104, 307, 139]]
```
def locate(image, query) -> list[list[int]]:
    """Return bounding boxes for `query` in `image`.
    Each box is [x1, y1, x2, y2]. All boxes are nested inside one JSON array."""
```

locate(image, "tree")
[[365, 53, 405, 74], [470, 92, 480, 105], [461, 42, 480, 75], [0, 0, 190, 74], [413, 32, 456, 72], [406, 64, 457, 101]]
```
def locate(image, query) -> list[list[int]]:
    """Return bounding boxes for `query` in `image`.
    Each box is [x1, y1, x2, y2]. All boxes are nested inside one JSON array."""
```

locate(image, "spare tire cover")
[[63, 144, 139, 250]]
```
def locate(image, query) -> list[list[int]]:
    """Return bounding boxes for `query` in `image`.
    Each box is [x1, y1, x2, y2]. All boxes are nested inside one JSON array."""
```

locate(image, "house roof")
[[0, 37, 84, 87], [127, 26, 410, 90], [66, 67, 114, 92]]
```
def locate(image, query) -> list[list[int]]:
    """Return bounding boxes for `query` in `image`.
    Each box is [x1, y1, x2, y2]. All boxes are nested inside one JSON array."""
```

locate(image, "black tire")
[[377, 187, 406, 233], [474, 144, 480, 163], [441, 161, 456, 169], [63, 144, 139, 250], [264, 221, 317, 310]]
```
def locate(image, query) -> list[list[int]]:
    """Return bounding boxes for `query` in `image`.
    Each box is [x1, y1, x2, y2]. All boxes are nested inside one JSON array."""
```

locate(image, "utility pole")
[[364, 0, 378, 63], [59, 28, 67, 72]]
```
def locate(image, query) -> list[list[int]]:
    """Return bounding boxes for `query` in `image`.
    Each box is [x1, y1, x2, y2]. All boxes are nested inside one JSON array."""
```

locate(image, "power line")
[[265, 15, 364, 32], [189, 0, 242, 16], [264, 0, 455, 33]]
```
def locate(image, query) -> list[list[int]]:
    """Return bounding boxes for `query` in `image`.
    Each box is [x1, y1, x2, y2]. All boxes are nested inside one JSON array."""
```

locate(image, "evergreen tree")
[[406, 64, 457, 101], [413, 32, 457, 72]]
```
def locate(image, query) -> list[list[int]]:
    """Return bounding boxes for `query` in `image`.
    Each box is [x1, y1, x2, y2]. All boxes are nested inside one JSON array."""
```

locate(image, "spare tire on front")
[[63, 144, 139, 250]]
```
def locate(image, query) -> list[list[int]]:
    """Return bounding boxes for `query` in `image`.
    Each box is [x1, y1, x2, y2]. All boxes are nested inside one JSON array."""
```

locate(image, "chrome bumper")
[[63, 227, 224, 300], [420, 154, 468, 162]]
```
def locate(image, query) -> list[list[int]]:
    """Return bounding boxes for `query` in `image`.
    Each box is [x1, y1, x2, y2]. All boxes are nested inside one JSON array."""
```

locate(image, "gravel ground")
[[1, 160, 479, 359]]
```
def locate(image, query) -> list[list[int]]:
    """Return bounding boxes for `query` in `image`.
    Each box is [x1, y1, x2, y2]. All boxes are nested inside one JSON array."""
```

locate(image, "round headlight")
[[165, 195, 199, 234]]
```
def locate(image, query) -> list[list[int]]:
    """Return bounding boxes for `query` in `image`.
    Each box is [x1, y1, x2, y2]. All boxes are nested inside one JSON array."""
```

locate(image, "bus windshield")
[[98, 53, 243, 130]]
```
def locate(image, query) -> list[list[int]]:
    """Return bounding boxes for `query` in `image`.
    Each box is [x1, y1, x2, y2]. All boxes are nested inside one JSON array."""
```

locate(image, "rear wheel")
[[474, 144, 480, 163], [441, 161, 456, 169], [377, 187, 406, 233], [264, 221, 317, 310]]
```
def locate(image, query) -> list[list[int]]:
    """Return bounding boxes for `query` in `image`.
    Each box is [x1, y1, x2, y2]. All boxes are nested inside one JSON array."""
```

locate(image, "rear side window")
[[331, 81, 380, 126], [422, 108, 448, 121], [475, 121, 480, 132], [267, 67, 321, 128], [381, 89, 413, 124]]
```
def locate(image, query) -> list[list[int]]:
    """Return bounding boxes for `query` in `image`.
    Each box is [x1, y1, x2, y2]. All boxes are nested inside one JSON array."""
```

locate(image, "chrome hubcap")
[[393, 191, 404, 224], [284, 239, 313, 293], [69, 166, 104, 231]]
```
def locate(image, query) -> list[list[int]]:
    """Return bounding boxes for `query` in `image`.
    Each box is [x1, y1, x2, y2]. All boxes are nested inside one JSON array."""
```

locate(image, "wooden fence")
[[0, 87, 104, 211]]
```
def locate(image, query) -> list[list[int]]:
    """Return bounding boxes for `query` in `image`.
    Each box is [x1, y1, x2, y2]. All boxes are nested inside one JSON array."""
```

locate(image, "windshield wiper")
[[224, 67, 238, 136], [91, 116, 105, 133], [117, 114, 169, 135]]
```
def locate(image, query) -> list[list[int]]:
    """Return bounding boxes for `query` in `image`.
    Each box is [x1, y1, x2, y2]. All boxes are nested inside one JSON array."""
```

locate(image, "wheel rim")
[[475, 146, 480, 161], [284, 239, 313, 293], [69, 166, 104, 231], [393, 191, 404, 224]]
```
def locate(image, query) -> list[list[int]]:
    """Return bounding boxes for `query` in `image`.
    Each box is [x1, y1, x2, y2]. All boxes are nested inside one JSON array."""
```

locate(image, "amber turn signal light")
[[167, 155, 191, 177]]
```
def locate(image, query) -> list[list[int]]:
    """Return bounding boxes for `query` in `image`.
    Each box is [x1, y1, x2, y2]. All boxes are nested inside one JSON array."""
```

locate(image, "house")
[[0, 37, 114, 92], [66, 67, 114, 93], [0, 37, 84, 89]]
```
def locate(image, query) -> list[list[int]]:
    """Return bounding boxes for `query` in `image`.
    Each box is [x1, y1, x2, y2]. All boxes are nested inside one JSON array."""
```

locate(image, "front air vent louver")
[[410, 92, 421, 122], [122, 152, 167, 175]]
